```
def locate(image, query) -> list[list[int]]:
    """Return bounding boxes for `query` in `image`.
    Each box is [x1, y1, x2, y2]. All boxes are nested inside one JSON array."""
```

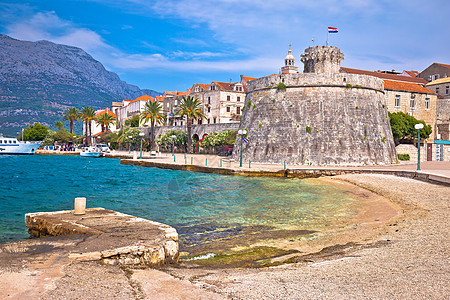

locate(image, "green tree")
[[20, 123, 49, 141], [140, 101, 165, 151], [125, 115, 140, 127], [95, 112, 116, 133], [156, 129, 187, 152], [63, 107, 80, 134], [55, 121, 64, 131], [81, 106, 95, 145], [388, 112, 432, 144], [176, 96, 206, 153], [116, 127, 141, 150]]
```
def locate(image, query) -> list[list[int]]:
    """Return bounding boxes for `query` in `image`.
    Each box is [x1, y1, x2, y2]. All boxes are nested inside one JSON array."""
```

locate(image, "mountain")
[[0, 34, 160, 136]]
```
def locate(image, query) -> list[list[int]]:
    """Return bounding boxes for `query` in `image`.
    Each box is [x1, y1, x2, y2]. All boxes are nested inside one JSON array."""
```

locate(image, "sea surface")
[[0, 155, 359, 245]]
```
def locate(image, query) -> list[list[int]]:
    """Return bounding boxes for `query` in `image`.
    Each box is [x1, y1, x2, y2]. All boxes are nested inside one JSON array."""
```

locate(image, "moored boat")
[[0, 137, 41, 155], [80, 146, 102, 158]]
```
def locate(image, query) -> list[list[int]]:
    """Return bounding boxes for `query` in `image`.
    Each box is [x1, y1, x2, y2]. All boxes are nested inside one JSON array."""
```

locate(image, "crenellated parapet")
[[301, 46, 344, 73]]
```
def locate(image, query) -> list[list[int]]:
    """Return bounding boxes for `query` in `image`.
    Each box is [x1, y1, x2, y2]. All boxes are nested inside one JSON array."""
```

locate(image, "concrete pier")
[[25, 208, 179, 267]]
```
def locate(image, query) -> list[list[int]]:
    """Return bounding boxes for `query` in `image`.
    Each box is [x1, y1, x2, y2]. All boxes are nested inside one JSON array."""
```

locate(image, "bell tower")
[[281, 43, 299, 74]]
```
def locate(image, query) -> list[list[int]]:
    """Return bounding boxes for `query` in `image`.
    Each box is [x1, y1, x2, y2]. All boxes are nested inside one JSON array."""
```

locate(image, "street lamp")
[[415, 123, 424, 171], [128, 135, 132, 154], [139, 132, 145, 159], [238, 129, 247, 167], [170, 135, 176, 156]]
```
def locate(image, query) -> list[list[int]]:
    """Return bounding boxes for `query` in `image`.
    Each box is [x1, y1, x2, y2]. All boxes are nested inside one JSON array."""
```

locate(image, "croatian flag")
[[328, 27, 338, 33], [243, 137, 249, 144]]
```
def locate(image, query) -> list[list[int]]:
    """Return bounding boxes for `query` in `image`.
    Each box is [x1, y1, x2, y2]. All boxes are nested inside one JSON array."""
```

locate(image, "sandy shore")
[[0, 173, 448, 299]]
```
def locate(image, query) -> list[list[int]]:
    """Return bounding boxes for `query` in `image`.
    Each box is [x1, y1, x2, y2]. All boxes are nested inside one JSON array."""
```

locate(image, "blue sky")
[[1, 0, 449, 93]]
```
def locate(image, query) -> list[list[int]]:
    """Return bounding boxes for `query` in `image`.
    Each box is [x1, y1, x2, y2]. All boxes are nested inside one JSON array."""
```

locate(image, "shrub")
[[306, 126, 312, 134], [277, 82, 287, 91], [398, 153, 410, 161]]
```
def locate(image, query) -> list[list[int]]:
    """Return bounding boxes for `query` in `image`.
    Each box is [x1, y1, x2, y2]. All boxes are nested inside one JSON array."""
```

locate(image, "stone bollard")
[[74, 197, 86, 215]]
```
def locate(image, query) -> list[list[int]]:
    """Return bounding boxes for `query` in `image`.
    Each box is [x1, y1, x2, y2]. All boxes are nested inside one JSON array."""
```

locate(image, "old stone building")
[[163, 81, 246, 126], [234, 46, 397, 166], [341, 67, 438, 140], [281, 44, 299, 74], [419, 62, 450, 82], [115, 95, 162, 128]]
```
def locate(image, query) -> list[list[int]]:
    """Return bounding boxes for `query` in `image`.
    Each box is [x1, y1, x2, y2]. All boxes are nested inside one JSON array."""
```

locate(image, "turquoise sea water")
[[0, 155, 358, 244]]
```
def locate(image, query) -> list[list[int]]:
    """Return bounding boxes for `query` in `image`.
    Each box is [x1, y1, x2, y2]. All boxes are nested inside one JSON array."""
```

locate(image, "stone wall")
[[233, 73, 397, 166], [436, 98, 450, 140]]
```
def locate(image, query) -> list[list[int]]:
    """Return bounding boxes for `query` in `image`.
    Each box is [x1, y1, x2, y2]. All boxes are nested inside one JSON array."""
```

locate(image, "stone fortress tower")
[[234, 45, 398, 166]]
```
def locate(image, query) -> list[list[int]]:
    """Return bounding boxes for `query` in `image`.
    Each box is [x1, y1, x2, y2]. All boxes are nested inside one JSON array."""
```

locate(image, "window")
[[432, 74, 440, 81], [198, 119, 202, 125], [410, 94, 416, 109], [237, 96, 241, 102], [436, 87, 439, 94], [394, 95, 400, 107], [425, 98, 430, 110], [13, 140, 17, 144], [213, 118, 216, 124], [207, 107, 211, 113], [237, 107, 241, 115], [226, 107, 230, 112], [175, 100, 178, 105], [227, 95, 230, 101], [9, 140, 11, 143], [208, 97, 211, 104], [175, 122, 177, 126], [211, 85, 216, 91], [208, 119, 210, 124], [446, 86, 449, 95]]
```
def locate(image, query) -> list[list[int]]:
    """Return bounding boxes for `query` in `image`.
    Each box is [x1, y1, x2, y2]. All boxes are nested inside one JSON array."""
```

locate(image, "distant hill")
[[0, 34, 160, 136]]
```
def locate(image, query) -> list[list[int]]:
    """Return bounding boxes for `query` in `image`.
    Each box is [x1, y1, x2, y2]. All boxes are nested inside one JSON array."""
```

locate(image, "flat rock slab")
[[25, 208, 179, 267]]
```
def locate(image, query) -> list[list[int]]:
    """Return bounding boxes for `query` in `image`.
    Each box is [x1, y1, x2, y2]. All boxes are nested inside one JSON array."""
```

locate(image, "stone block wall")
[[233, 73, 397, 166]]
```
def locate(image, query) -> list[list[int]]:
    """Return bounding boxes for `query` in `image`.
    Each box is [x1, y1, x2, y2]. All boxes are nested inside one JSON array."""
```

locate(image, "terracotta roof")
[[212, 81, 234, 91], [341, 67, 428, 85], [195, 83, 210, 91], [155, 96, 165, 102], [384, 80, 436, 94], [134, 95, 155, 101], [435, 63, 450, 69], [241, 76, 256, 82], [163, 91, 177, 95], [94, 108, 116, 118], [403, 70, 419, 77], [426, 77, 450, 86]]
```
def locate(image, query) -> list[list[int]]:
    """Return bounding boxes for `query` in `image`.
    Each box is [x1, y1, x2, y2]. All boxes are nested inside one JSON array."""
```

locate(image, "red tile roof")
[[95, 108, 116, 118], [134, 95, 155, 101], [384, 80, 436, 94], [341, 67, 428, 85], [435, 63, 450, 69], [155, 96, 165, 102], [403, 70, 419, 77], [241, 76, 256, 82], [212, 81, 234, 91]]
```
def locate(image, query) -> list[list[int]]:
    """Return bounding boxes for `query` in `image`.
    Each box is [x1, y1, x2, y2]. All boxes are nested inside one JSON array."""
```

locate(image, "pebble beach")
[[0, 173, 448, 299]]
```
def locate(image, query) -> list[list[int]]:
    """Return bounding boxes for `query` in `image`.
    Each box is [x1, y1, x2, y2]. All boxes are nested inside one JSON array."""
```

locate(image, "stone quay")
[[25, 208, 179, 267]]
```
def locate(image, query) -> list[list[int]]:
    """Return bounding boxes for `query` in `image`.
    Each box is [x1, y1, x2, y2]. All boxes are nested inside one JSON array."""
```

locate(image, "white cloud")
[[6, 11, 108, 51]]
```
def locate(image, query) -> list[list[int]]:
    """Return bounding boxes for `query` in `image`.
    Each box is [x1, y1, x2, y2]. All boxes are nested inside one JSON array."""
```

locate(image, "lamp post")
[[238, 129, 247, 167], [128, 135, 132, 154], [139, 132, 145, 159], [170, 135, 176, 156], [415, 123, 424, 171]]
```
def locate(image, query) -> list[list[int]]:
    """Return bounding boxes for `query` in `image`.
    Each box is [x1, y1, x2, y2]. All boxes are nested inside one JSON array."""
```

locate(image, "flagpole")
[[326, 30, 329, 46]]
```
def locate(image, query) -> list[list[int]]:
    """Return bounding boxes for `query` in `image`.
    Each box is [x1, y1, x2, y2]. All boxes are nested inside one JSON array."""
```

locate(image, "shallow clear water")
[[0, 155, 358, 244]]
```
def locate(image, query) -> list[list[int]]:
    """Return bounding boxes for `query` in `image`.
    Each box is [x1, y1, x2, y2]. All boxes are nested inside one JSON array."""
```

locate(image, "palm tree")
[[176, 96, 206, 153], [63, 107, 80, 134], [81, 106, 95, 145], [140, 100, 165, 151], [95, 112, 116, 133]]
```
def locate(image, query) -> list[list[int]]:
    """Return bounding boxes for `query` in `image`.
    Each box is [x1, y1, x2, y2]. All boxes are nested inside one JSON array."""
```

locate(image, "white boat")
[[0, 137, 41, 155], [80, 146, 103, 158]]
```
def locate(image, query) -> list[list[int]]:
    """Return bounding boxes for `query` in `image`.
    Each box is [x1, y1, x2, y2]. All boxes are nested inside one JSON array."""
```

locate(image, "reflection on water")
[[0, 155, 358, 245]]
